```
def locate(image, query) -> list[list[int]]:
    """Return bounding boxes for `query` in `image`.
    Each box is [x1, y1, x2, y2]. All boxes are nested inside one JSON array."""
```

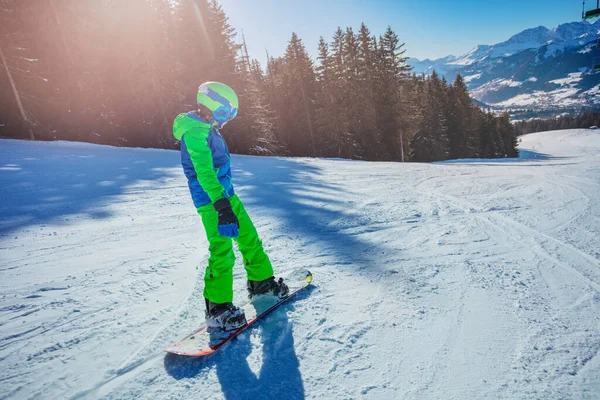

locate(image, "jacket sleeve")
[[175, 117, 225, 204]]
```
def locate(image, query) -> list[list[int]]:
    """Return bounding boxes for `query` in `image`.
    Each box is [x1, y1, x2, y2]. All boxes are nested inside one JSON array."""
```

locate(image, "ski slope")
[[1, 129, 599, 400]]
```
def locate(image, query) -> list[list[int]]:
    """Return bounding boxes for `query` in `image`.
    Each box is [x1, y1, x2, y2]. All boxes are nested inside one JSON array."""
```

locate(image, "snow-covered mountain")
[[2, 130, 600, 399], [409, 19, 600, 117], [408, 55, 458, 76]]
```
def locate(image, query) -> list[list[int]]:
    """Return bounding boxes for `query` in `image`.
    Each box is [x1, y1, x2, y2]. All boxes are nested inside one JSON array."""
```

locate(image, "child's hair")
[[197, 104, 213, 122]]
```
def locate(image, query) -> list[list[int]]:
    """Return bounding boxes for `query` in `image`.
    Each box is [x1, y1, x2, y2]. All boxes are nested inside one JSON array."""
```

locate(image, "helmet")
[[197, 82, 239, 128]]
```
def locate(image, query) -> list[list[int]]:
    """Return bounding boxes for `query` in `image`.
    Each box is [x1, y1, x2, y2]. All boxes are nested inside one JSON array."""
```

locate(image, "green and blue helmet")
[[197, 82, 239, 128]]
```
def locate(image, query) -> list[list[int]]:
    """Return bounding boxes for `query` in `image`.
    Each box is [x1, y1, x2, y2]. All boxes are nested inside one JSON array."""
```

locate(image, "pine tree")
[[315, 37, 332, 84], [374, 26, 412, 161], [0, 0, 35, 140], [207, 0, 241, 82], [278, 33, 317, 156], [496, 112, 518, 157], [337, 27, 361, 158], [322, 27, 349, 157], [400, 74, 426, 159], [314, 36, 338, 156], [446, 75, 471, 159], [478, 110, 497, 158], [410, 71, 450, 161], [238, 35, 284, 155], [356, 23, 380, 159]]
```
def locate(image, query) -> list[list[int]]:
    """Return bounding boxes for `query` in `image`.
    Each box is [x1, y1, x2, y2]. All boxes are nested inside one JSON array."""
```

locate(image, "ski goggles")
[[200, 86, 238, 124]]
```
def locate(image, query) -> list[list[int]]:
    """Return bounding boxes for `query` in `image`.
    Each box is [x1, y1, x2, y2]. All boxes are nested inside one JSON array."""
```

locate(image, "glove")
[[213, 198, 239, 238]]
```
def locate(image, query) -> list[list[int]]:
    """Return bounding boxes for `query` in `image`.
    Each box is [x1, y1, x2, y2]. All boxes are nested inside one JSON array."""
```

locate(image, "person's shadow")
[[164, 294, 309, 400]]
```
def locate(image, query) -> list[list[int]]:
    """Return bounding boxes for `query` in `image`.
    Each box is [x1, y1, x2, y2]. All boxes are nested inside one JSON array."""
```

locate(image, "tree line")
[[0, 0, 518, 162], [514, 112, 600, 136]]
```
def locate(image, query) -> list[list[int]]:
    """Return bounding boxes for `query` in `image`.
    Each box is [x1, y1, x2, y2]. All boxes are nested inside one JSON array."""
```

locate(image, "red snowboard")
[[165, 269, 312, 357]]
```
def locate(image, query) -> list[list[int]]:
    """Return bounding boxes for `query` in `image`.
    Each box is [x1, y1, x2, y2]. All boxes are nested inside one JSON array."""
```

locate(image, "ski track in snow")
[[0, 129, 599, 399]]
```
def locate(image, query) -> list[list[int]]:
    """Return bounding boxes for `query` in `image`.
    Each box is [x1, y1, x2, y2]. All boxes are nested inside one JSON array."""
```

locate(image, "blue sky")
[[220, 0, 587, 64]]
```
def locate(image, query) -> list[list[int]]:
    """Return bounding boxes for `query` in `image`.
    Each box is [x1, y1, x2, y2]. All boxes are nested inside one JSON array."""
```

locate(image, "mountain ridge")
[[411, 20, 599, 69], [408, 19, 600, 117]]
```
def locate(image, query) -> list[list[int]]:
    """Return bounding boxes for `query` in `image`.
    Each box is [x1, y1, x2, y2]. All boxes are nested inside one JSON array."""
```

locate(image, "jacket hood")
[[173, 112, 212, 141]]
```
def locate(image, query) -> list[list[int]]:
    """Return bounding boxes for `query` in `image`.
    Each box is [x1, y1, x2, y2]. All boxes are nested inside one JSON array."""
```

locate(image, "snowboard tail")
[[165, 269, 312, 357]]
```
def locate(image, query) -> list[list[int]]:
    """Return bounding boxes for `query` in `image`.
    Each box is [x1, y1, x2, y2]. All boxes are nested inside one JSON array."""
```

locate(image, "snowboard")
[[165, 269, 313, 357]]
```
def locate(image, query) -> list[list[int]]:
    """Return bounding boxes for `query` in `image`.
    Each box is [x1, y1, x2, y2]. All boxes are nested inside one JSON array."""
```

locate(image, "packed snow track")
[[1, 129, 599, 399]]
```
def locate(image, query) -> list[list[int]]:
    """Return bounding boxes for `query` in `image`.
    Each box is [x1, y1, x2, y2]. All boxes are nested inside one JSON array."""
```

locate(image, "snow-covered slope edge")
[[1, 131, 599, 399]]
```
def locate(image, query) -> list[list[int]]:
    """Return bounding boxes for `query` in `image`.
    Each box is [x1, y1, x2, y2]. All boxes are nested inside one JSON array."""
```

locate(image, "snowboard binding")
[[205, 300, 247, 331], [247, 276, 289, 299]]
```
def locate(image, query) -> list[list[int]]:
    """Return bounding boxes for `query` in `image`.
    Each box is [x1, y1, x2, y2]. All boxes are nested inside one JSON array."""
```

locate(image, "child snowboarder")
[[173, 81, 288, 330]]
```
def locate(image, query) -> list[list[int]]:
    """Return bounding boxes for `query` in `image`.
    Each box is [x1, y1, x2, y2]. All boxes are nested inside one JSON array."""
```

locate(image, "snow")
[[470, 78, 525, 99], [448, 45, 492, 66], [550, 72, 584, 86], [494, 87, 583, 107], [2, 130, 600, 399], [502, 79, 523, 87], [445, 21, 598, 68], [492, 71, 598, 108], [407, 56, 457, 75], [577, 43, 594, 54], [463, 73, 482, 83]]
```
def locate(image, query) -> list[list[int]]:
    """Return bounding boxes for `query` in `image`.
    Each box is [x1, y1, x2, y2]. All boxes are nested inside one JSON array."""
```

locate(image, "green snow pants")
[[197, 194, 274, 304]]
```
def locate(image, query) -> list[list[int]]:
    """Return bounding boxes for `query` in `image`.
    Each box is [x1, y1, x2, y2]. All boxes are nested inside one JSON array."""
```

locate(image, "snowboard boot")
[[247, 276, 289, 299], [205, 299, 247, 330]]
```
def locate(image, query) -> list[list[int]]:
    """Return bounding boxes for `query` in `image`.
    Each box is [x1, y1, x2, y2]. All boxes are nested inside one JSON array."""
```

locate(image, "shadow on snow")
[[164, 295, 309, 400], [232, 155, 390, 271], [0, 139, 181, 237]]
